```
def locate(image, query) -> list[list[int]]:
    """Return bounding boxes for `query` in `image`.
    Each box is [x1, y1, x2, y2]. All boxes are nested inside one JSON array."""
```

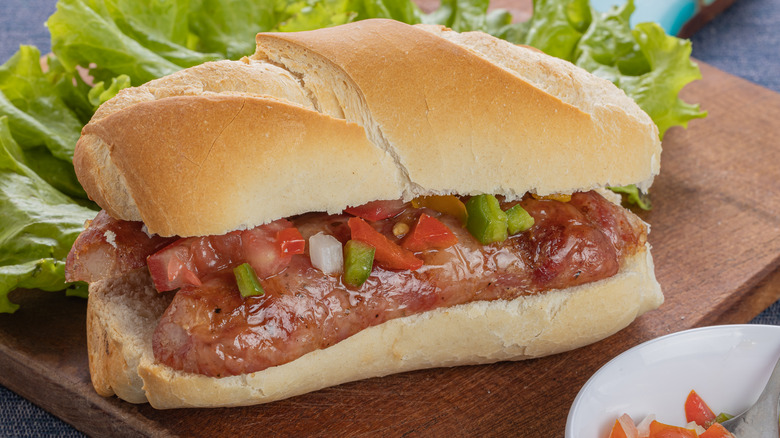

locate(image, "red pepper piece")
[[684, 390, 717, 428], [648, 420, 699, 438], [699, 423, 734, 438], [401, 213, 458, 252], [348, 217, 423, 270], [345, 199, 406, 221], [276, 227, 305, 256]]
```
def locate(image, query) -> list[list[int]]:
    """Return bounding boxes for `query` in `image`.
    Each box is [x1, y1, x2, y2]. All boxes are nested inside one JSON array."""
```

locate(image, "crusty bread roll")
[[74, 19, 660, 238], [73, 19, 664, 408], [88, 245, 661, 408]]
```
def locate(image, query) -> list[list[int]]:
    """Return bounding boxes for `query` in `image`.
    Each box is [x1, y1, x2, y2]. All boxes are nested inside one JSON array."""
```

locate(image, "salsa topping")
[[347, 216, 423, 271], [607, 390, 735, 438], [68, 191, 648, 377], [146, 218, 299, 292]]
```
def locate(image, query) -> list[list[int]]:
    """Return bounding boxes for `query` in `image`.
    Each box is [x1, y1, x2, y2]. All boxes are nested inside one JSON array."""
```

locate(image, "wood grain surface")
[[1, 44, 780, 438]]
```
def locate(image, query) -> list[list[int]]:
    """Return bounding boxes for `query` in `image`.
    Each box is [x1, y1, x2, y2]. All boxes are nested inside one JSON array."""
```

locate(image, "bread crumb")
[[103, 230, 117, 249]]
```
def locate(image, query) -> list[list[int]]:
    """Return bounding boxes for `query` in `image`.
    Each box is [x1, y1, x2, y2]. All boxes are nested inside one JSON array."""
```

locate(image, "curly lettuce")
[[0, 46, 87, 199], [506, 0, 706, 207], [572, 0, 706, 139], [0, 0, 704, 312], [0, 118, 94, 312]]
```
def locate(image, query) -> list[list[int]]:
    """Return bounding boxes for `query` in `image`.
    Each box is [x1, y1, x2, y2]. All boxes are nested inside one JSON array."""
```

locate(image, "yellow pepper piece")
[[531, 193, 572, 202], [411, 195, 468, 225]]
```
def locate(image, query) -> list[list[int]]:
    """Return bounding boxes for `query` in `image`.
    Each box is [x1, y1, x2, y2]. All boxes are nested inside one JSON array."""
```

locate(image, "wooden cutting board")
[[2, 54, 780, 438]]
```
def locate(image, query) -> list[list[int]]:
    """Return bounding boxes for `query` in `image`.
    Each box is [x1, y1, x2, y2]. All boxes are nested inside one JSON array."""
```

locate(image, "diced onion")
[[636, 414, 655, 438], [615, 413, 639, 438], [309, 232, 343, 275]]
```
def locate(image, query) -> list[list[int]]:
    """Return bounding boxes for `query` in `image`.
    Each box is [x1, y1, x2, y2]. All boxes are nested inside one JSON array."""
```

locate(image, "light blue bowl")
[[590, 0, 703, 35]]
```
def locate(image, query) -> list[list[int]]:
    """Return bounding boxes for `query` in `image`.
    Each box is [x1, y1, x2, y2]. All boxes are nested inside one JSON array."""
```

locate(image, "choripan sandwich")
[[64, 18, 663, 409]]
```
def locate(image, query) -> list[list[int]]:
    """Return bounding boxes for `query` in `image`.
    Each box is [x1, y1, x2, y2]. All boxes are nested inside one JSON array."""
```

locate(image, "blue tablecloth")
[[1, 0, 779, 435]]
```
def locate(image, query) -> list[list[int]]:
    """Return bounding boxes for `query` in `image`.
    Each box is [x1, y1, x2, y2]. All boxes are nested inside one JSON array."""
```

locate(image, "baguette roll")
[[74, 19, 660, 237], [72, 19, 664, 408], [89, 246, 660, 408]]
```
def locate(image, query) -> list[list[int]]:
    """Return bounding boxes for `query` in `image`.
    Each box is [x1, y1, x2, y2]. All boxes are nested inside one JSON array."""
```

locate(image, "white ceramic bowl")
[[566, 324, 780, 438]]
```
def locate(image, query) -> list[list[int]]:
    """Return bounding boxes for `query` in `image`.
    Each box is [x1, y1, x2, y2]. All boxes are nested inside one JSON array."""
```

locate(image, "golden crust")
[[253, 19, 660, 197], [87, 244, 662, 408], [75, 20, 661, 237], [77, 94, 403, 236]]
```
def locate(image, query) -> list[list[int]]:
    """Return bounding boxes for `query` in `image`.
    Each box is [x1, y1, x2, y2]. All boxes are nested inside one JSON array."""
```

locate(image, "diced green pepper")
[[234, 263, 265, 297], [343, 240, 375, 288], [465, 194, 508, 244], [506, 204, 535, 235], [714, 412, 734, 424]]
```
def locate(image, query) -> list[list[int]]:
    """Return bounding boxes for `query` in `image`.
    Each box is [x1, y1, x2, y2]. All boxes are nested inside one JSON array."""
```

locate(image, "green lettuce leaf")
[[44, 54, 98, 126], [522, 0, 705, 209], [620, 22, 706, 138], [87, 74, 131, 109], [0, 117, 95, 312], [509, 0, 705, 140], [47, 0, 296, 85], [423, 0, 489, 32], [0, 46, 82, 162], [608, 184, 651, 210], [93, 0, 222, 68], [47, 0, 187, 85], [573, 0, 647, 77], [572, 0, 706, 138], [349, 0, 422, 23], [0, 46, 88, 199], [277, 0, 357, 32], [188, 0, 292, 58], [521, 0, 591, 60]]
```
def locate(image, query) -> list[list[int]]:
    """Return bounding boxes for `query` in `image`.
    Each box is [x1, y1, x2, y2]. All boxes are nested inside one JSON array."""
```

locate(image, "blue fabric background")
[[1, 0, 779, 435]]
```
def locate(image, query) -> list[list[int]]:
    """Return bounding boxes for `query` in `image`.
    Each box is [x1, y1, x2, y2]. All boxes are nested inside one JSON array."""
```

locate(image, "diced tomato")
[[276, 227, 305, 256], [345, 199, 406, 221], [647, 420, 699, 438], [401, 213, 458, 252], [148, 242, 202, 292], [699, 423, 734, 438], [685, 390, 716, 427], [147, 231, 241, 292], [347, 217, 423, 270], [147, 219, 298, 291], [606, 392, 733, 438], [242, 220, 297, 278], [608, 414, 638, 438]]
